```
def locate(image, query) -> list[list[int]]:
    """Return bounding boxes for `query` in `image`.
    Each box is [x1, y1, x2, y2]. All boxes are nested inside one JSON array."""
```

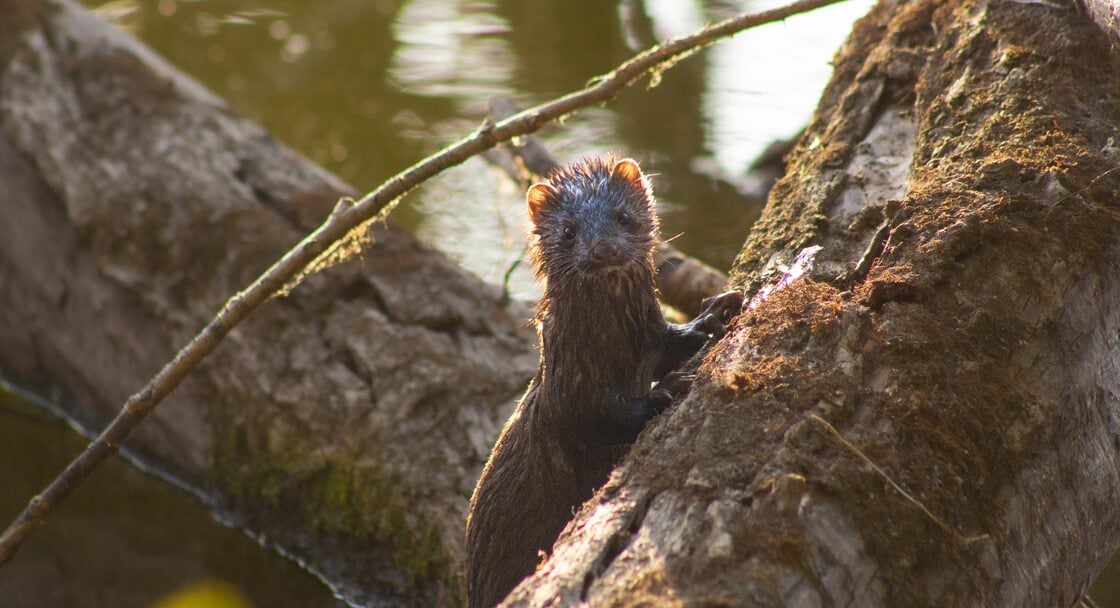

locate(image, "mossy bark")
[[0, 0, 534, 604], [506, 0, 1120, 606]]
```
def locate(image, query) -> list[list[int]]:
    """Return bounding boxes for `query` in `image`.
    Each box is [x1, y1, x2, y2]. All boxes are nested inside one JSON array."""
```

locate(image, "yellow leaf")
[[150, 580, 253, 608]]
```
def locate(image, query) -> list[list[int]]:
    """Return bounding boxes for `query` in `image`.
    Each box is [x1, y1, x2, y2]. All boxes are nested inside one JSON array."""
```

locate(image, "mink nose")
[[590, 242, 621, 264]]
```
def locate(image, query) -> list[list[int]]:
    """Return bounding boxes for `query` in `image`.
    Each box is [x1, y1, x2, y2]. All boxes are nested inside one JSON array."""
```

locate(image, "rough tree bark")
[[0, 1, 536, 604], [1078, 0, 1120, 43], [506, 0, 1120, 606]]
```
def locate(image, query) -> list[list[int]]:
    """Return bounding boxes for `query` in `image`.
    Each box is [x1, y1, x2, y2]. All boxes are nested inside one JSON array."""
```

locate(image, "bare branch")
[[0, 0, 850, 564]]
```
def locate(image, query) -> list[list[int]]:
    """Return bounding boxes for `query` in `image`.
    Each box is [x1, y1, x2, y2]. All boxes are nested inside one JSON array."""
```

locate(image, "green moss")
[[208, 427, 456, 597]]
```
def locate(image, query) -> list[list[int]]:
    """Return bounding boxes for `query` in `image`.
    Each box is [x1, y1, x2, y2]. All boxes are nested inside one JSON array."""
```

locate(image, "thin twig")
[[487, 96, 563, 177], [499, 249, 526, 306], [0, 0, 851, 564], [807, 413, 988, 545]]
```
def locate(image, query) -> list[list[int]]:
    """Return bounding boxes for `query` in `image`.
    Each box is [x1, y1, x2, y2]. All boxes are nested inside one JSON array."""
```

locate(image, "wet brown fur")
[[465, 157, 738, 607]]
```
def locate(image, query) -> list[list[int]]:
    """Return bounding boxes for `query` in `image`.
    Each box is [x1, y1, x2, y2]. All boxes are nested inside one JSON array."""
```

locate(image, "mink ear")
[[612, 158, 644, 185], [612, 158, 653, 209], [527, 182, 557, 224]]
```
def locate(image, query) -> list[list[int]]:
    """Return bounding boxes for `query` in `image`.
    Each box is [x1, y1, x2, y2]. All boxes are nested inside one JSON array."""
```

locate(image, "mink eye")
[[616, 210, 632, 227], [562, 225, 576, 240]]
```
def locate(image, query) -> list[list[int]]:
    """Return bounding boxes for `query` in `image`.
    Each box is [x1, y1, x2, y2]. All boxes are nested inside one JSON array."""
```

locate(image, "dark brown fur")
[[465, 157, 741, 608]]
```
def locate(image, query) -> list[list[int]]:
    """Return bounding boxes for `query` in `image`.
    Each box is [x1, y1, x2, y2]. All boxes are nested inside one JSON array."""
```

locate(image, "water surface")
[[87, 0, 874, 299], [0, 389, 343, 607]]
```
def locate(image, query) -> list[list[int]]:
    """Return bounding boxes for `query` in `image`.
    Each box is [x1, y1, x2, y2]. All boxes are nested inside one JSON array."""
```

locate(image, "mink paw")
[[688, 291, 745, 339], [649, 370, 696, 412]]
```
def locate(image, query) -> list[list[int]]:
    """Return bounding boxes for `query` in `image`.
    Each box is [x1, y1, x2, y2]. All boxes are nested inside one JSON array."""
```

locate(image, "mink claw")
[[693, 312, 725, 338], [700, 290, 745, 325], [644, 372, 693, 414], [690, 291, 744, 338], [654, 370, 696, 400]]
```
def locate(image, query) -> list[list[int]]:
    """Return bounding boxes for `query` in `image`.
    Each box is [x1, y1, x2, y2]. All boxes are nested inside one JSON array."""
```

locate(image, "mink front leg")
[[657, 290, 744, 376], [591, 371, 694, 445], [591, 291, 743, 446]]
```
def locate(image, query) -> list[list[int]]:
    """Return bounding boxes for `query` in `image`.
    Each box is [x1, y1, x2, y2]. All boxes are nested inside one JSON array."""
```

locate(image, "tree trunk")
[[506, 0, 1120, 606], [0, 1, 535, 604], [1077, 0, 1120, 44]]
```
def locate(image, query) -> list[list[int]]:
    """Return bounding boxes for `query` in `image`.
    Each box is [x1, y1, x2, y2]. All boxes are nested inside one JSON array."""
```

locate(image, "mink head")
[[527, 156, 659, 282]]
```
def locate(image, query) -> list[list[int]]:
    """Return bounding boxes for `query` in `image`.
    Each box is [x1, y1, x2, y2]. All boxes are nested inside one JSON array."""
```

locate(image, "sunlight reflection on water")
[[86, 0, 878, 294], [703, 0, 876, 171]]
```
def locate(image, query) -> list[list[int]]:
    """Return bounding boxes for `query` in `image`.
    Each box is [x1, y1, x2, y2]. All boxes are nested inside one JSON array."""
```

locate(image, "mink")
[[465, 157, 743, 607]]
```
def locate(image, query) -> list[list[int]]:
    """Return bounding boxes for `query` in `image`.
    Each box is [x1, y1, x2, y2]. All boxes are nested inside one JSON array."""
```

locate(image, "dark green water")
[[84, 0, 873, 300], [3, 0, 1117, 605], [0, 388, 343, 607]]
